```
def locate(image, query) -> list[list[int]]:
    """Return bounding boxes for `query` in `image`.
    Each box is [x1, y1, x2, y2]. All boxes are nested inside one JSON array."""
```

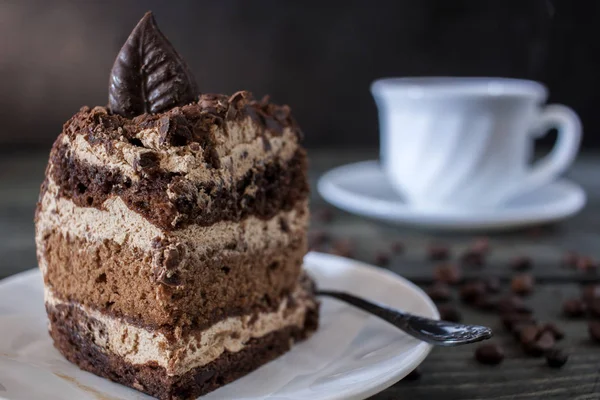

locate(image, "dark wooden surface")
[[1, 149, 600, 399]]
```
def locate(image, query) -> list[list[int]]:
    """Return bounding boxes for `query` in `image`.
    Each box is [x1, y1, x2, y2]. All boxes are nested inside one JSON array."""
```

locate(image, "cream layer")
[[64, 117, 299, 184], [35, 175, 308, 276], [45, 282, 316, 376]]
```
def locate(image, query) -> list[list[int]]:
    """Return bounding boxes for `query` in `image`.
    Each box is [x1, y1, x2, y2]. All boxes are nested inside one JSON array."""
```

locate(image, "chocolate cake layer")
[[47, 289, 318, 400], [42, 227, 306, 329], [47, 140, 307, 231]]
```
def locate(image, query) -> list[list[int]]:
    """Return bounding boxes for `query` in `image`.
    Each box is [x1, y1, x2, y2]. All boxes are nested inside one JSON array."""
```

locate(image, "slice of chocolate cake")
[[35, 12, 319, 400]]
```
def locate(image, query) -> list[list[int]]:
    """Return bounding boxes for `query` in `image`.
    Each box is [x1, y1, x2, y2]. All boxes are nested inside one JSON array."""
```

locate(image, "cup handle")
[[517, 104, 582, 195]]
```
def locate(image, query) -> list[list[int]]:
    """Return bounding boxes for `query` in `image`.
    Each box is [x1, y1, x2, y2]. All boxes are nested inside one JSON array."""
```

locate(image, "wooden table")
[[2, 149, 600, 400]]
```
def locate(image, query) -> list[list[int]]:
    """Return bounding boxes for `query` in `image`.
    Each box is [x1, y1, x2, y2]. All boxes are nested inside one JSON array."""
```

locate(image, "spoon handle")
[[317, 290, 493, 346]]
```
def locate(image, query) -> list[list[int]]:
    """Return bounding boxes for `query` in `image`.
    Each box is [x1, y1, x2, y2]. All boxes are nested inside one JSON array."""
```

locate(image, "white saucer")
[[318, 160, 586, 231], [0, 252, 437, 400]]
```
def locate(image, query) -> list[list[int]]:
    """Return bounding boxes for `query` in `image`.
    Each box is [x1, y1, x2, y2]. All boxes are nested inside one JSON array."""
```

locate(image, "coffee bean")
[[519, 324, 540, 345], [428, 244, 451, 261], [314, 208, 334, 223], [562, 251, 579, 268], [475, 343, 504, 365], [582, 285, 600, 303], [390, 240, 405, 254], [402, 367, 422, 381], [426, 282, 452, 302], [535, 332, 556, 353], [502, 312, 536, 331], [433, 264, 462, 285], [541, 322, 565, 341], [484, 276, 501, 293], [460, 281, 487, 303], [511, 274, 535, 295], [437, 304, 462, 322], [588, 299, 600, 317], [562, 298, 587, 318], [510, 256, 533, 271], [576, 256, 598, 273], [588, 320, 600, 342], [546, 348, 568, 368], [374, 252, 391, 266], [461, 249, 485, 267], [498, 295, 533, 314]]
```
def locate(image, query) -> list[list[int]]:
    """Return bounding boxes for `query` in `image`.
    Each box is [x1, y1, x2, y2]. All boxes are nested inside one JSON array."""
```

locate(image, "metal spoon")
[[318, 290, 493, 346]]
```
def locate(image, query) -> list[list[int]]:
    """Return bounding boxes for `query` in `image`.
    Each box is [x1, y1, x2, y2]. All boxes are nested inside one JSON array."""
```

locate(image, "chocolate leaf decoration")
[[108, 11, 198, 118]]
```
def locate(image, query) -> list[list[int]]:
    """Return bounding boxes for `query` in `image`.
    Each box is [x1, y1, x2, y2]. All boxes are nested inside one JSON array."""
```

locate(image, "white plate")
[[318, 160, 586, 231], [0, 252, 437, 400]]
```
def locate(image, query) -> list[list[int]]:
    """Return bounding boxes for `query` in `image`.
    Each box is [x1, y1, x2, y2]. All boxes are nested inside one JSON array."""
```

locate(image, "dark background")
[[1, 0, 599, 150]]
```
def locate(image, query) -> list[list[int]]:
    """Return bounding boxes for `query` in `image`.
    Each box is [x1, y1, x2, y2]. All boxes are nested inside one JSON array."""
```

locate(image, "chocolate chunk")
[[133, 151, 160, 175], [484, 276, 501, 293], [437, 304, 462, 322], [511, 274, 535, 295], [582, 285, 600, 303], [390, 240, 405, 254], [108, 12, 198, 118], [562, 298, 587, 318], [433, 264, 462, 285], [546, 349, 568, 368], [428, 244, 451, 261], [540, 322, 565, 341], [426, 282, 452, 302], [475, 343, 504, 365], [402, 367, 422, 381], [374, 252, 391, 266], [460, 249, 485, 267], [588, 320, 600, 342], [510, 256, 533, 271], [460, 280, 487, 303]]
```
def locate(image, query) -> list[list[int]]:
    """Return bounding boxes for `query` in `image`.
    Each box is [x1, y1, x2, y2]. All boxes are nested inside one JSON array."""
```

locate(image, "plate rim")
[[317, 160, 586, 231]]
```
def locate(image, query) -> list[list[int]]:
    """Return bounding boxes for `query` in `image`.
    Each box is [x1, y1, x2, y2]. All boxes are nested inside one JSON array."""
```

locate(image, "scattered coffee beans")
[[519, 324, 540, 345], [474, 296, 498, 311], [502, 312, 536, 331], [576, 256, 598, 273], [475, 343, 504, 365], [461, 249, 485, 267], [433, 263, 462, 285], [582, 285, 600, 303], [546, 348, 568, 368], [498, 295, 532, 314], [511, 273, 535, 295]]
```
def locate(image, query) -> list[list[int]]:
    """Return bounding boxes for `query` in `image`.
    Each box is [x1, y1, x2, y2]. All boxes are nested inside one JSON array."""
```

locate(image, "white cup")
[[371, 77, 582, 210]]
